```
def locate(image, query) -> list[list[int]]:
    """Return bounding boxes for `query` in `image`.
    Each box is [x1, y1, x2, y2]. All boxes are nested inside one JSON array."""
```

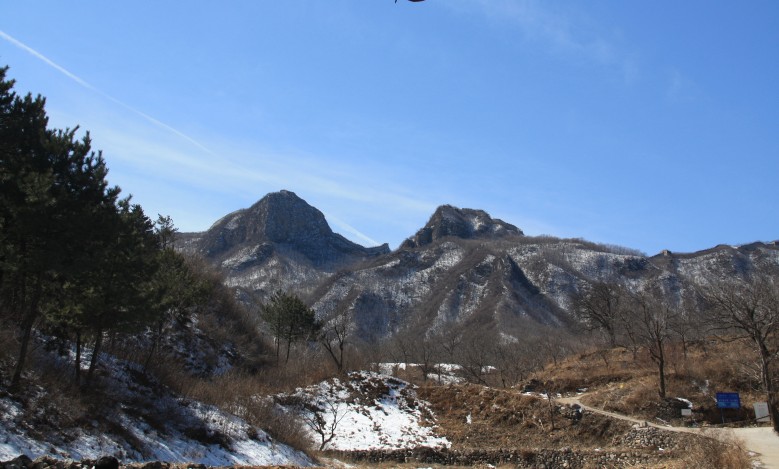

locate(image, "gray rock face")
[[180, 191, 779, 341], [194, 190, 388, 266], [178, 190, 389, 299], [401, 205, 523, 249]]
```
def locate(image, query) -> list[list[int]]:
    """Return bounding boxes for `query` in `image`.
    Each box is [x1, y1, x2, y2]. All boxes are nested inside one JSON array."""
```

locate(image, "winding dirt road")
[[558, 395, 779, 468]]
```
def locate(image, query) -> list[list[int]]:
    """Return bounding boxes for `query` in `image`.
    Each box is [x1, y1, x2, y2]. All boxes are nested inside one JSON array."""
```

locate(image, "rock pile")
[[331, 446, 671, 468], [613, 426, 678, 450]]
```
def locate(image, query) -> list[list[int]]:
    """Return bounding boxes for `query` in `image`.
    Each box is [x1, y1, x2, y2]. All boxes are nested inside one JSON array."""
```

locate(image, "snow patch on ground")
[[377, 363, 465, 385], [278, 371, 450, 451], [0, 351, 313, 466]]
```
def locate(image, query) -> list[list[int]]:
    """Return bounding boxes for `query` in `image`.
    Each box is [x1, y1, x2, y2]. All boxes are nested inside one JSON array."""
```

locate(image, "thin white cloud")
[[0, 29, 213, 154], [447, 0, 636, 78], [0, 30, 91, 88], [0, 30, 439, 246], [323, 212, 382, 247], [86, 112, 437, 234]]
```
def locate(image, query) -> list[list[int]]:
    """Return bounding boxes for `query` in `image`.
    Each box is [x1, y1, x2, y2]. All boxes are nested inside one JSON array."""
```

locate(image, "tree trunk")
[[322, 340, 344, 372], [11, 311, 34, 389], [75, 330, 82, 385], [547, 392, 556, 431], [87, 327, 103, 384], [144, 318, 164, 372], [10, 273, 42, 390], [655, 338, 666, 399], [758, 344, 779, 433], [607, 328, 616, 349]]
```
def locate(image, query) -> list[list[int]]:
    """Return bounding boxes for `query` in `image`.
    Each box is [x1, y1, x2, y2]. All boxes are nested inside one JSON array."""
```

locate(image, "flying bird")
[[396, 0, 425, 3]]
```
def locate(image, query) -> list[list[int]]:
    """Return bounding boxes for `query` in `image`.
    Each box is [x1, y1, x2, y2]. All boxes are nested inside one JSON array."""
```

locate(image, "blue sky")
[[1, 1, 777, 254]]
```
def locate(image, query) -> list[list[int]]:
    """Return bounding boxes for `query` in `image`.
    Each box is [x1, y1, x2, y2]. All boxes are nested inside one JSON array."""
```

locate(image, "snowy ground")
[[278, 371, 450, 451], [377, 362, 465, 384], [1, 337, 455, 465], [0, 351, 313, 467]]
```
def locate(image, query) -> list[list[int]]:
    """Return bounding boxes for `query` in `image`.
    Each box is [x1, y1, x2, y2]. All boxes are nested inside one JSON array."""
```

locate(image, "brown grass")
[[532, 338, 769, 426], [152, 356, 340, 453], [419, 383, 633, 451], [670, 431, 752, 469]]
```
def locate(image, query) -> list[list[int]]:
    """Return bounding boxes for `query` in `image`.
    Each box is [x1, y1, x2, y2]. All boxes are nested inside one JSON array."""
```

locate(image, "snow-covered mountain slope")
[[179, 191, 779, 341], [0, 343, 312, 466]]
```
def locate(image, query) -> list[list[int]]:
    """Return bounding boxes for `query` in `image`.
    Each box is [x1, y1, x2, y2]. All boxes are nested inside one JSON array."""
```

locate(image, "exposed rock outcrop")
[[401, 205, 522, 249], [178, 190, 389, 299]]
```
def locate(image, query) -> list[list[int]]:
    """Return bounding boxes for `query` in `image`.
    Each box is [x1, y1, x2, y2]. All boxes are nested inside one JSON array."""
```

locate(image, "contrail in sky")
[[0, 30, 395, 247], [0, 29, 214, 155]]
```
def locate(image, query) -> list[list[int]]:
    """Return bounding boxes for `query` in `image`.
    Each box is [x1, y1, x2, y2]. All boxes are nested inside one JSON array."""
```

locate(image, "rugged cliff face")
[[179, 191, 779, 341], [177, 190, 389, 298], [400, 205, 523, 249]]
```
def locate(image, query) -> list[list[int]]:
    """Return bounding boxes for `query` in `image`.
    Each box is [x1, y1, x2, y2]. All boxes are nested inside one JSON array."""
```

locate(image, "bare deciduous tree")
[[702, 276, 779, 432], [631, 292, 677, 398], [491, 339, 541, 388], [458, 330, 494, 385], [318, 308, 352, 373], [572, 281, 624, 348], [299, 390, 348, 451]]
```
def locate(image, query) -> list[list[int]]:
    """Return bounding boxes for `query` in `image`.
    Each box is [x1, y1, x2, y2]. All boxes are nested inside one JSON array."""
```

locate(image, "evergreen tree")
[[79, 199, 161, 382], [143, 220, 212, 370], [0, 66, 121, 388], [261, 291, 319, 362], [0, 66, 167, 386]]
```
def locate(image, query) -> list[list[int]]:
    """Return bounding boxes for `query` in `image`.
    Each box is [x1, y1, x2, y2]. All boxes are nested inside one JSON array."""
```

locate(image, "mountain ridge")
[[177, 191, 779, 341]]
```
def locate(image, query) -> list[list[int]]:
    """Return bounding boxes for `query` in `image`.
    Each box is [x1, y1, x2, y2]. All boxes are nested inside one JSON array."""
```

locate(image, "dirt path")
[[558, 395, 779, 468]]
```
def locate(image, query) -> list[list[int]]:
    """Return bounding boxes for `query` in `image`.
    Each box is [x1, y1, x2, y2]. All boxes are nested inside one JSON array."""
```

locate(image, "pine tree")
[[261, 291, 320, 362], [0, 66, 165, 387], [143, 225, 212, 370], [0, 66, 122, 388]]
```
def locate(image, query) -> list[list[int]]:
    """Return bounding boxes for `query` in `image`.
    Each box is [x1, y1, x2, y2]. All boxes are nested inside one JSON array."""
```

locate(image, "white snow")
[[280, 371, 450, 451], [224, 214, 243, 230], [377, 362, 465, 385], [0, 393, 312, 466], [675, 397, 693, 409], [0, 350, 313, 466]]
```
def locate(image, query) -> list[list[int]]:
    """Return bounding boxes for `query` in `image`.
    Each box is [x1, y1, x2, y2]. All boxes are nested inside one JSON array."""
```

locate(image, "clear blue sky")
[[2, 1, 777, 254]]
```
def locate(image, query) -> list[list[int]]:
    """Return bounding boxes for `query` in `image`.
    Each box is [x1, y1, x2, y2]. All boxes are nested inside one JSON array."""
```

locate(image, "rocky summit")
[[177, 190, 389, 299], [179, 191, 779, 341], [400, 205, 523, 249]]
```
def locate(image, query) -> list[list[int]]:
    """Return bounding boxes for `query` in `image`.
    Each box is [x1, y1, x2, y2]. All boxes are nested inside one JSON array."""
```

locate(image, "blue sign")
[[716, 392, 741, 409]]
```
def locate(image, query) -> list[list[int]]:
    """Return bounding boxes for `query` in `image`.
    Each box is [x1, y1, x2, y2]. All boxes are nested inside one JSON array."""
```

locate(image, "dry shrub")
[[153, 363, 315, 452], [256, 351, 341, 393], [243, 397, 313, 452], [620, 379, 660, 413], [534, 346, 650, 393], [675, 431, 751, 469]]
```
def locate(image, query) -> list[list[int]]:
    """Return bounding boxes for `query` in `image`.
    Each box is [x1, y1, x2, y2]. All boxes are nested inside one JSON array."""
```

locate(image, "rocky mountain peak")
[[245, 190, 333, 244], [401, 205, 523, 249], [189, 190, 389, 270]]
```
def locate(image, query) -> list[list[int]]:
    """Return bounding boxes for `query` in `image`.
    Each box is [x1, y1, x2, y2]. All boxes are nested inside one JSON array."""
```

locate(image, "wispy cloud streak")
[[0, 30, 213, 154], [324, 213, 382, 247], [446, 0, 635, 80]]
